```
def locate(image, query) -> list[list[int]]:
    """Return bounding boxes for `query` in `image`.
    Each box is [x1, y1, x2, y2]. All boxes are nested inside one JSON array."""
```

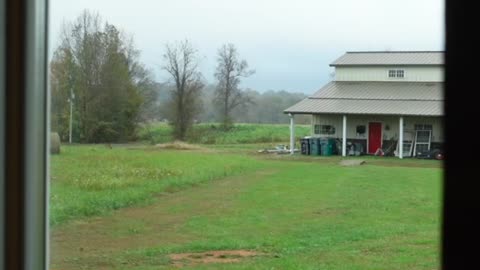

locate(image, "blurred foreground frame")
[[443, 0, 480, 269], [1, 0, 49, 269]]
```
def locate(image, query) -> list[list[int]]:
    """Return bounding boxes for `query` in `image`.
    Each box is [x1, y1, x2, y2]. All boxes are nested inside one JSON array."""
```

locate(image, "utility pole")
[[68, 88, 75, 144]]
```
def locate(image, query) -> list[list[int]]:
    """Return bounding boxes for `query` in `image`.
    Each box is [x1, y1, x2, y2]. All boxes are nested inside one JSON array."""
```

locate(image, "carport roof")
[[284, 81, 444, 116]]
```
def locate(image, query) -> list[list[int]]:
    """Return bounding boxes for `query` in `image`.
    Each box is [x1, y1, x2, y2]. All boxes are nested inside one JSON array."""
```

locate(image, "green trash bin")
[[320, 138, 335, 156], [309, 138, 321, 155]]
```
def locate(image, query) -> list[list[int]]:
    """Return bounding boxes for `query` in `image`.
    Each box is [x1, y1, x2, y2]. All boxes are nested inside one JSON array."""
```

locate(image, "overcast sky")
[[49, 0, 444, 94]]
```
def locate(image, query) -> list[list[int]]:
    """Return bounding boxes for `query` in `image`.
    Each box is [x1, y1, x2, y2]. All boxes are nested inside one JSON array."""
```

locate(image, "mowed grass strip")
[[49, 145, 261, 226], [116, 161, 441, 269]]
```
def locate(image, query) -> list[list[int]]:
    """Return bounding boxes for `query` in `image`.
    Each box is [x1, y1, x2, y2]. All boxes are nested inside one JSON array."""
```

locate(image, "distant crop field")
[[50, 145, 442, 270], [138, 123, 311, 144]]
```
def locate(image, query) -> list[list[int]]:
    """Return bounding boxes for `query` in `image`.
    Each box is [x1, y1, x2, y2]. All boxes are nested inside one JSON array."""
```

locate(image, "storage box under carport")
[[300, 138, 311, 155], [309, 138, 321, 155], [319, 138, 336, 156]]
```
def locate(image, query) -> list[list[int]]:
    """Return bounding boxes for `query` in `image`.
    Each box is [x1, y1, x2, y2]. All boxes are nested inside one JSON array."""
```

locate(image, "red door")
[[368, 122, 382, 154]]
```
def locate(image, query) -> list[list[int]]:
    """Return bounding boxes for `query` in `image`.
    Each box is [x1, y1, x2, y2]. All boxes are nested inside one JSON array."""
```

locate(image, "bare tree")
[[162, 40, 204, 140], [214, 43, 254, 129]]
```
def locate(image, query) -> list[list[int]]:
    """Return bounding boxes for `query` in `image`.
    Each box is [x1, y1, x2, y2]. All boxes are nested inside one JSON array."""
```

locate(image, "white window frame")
[[388, 69, 406, 79], [413, 130, 432, 156], [396, 69, 405, 78], [388, 69, 397, 78], [314, 124, 336, 135]]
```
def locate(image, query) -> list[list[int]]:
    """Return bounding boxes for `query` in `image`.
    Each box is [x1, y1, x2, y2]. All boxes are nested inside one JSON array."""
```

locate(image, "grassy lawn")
[[50, 145, 442, 270], [138, 122, 311, 144], [49, 145, 260, 226]]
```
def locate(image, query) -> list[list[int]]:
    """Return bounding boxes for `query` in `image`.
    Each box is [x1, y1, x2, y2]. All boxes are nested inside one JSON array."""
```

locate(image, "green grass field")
[[49, 145, 260, 226], [138, 123, 311, 144], [50, 145, 442, 270]]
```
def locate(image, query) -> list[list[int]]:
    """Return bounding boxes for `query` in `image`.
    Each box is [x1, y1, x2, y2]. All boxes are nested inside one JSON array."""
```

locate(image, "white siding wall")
[[335, 66, 443, 82], [311, 114, 342, 138], [312, 114, 444, 142]]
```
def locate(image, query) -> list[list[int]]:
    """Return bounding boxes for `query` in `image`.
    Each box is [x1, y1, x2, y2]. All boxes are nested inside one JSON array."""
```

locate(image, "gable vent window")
[[388, 69, 405, 78]]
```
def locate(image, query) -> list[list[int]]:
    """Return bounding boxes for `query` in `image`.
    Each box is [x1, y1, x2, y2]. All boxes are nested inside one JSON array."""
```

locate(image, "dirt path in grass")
[[50, 169, 277, 270]]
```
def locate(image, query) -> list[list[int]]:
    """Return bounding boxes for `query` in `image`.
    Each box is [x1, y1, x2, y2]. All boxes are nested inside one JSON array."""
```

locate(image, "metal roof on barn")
[[330, 51, 444, 66], [284, 81, 444, 116]]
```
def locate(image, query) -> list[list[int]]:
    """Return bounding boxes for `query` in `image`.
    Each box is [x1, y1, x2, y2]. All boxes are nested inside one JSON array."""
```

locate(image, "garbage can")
[[309, 138, 321, 155], [300, 138, 311, 155], [320, 138, 335, 156]]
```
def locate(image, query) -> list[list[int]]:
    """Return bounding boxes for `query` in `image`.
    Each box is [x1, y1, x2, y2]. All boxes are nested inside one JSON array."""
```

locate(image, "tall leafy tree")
[[50, 10, 155, 142]]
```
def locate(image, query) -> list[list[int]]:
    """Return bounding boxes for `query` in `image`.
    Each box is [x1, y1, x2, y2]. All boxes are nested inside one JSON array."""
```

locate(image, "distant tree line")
[[155, 83, 310, 125], [50, 10, 310, 143], [156, 84, 309, 124]]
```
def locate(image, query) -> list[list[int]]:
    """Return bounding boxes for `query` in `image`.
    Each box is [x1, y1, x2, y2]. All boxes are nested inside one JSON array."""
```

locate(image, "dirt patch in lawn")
[[169, 250, 261, 267], [153, 141, 209, 151]]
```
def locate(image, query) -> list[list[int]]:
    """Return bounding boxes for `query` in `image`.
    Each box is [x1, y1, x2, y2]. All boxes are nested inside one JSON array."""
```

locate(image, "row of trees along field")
[[50, 10, 310, 143]]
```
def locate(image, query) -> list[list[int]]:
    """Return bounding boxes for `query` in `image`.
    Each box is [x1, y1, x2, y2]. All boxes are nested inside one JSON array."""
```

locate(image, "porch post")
[[289, 113, 295, 155], [399, 116, 404, 159], [342, 115, 347, 157]]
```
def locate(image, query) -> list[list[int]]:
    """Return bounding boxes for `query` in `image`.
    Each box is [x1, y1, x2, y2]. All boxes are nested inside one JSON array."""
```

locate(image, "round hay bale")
[[50, 132, 61, 154]]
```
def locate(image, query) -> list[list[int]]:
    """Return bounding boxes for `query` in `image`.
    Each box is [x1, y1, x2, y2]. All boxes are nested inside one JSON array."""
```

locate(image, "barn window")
[[356, 125, 366, 136], [388, 69, 405, 78], [314, 125, 335, 135]]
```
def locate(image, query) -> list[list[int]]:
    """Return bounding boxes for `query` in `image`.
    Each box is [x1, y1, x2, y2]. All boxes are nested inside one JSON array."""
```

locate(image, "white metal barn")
[[284, 51, 444, 159]]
